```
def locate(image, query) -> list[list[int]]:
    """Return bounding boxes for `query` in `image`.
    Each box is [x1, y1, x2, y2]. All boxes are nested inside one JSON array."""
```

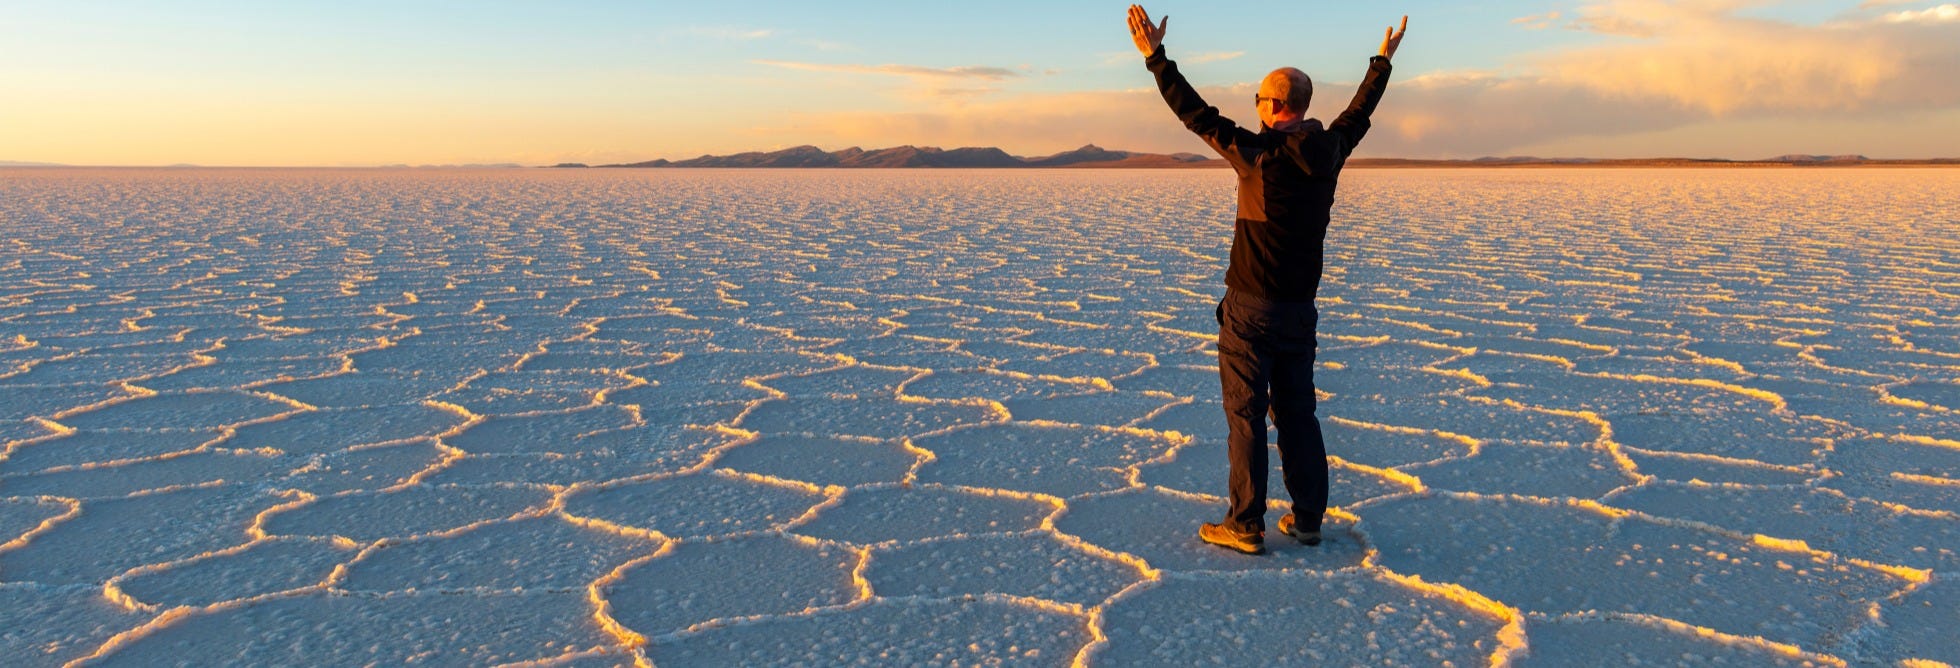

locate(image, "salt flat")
[[1, 167, 1956, 666]]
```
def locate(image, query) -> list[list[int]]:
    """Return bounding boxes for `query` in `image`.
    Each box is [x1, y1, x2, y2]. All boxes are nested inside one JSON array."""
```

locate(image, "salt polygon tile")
[[132, 357, 347, 393], [1823, 434, 1960, 482], [1607, 483, 1960, 572], [0, 584, 153, 665], [277, 440, 449, 494], [1322, 397, 1606, 447], [1363, 493, 1914, 649], [791, 485, 1053, 546], [1621, 449, 1817, 486], [1317, 340, 1466, 370], [338, 516, 657, 593], [644, 598, 1087, 666], [1403, 441, 1640, 500], [1858, 578, 1960, 665], [1571, 354, 1757, 383], [112, 537, 358, 608], [1791, 401, 1960, 441], [1470, 373, 1777, 418], [561, 472, 825, 539], [711, 434, 918, 488], [0, 430, 218, 473], [55, 391, 298, 431], [514, 350, 663, 373], [1821, 471, 1960, 515], [2, 353, 201, 385], [1884, 379, 1960, 412], [225, 404, 468, 455], [631, 400, 752, 428], [1109, 364, 1217, 397], [1320, 417, 1481, 468], [0, 385, 142, 421], [759, 365, 920, 399], [603, 533, 857, 636], [901, 369, 1088, 403], [864, 532, 1145, 607], [1430, 350, 1572, 379], [998, 350, 1152, 381], [418, 453, 677, 487], [258, 484, 551, 542], [1093, 571, 1510, 666], [1513, 615, 1835, 667], [254, 372, 461, 408], [1051, 488, 1366, 573], [1009, 325, 1203, 355], [998, 391, 1176, 426], [0, 497, 71, 547], [443, 406, 639, 455], [1609, 410, 1836, 467], [0, 486, 272, 584], [0, 450, 288, 499], [85, 591, 613, 666], [1316, 366, 1486, 399], [736, 396, 1002, 440], [601, 381, 771, 410], [912, 422, 1174, 497], [437, 370, 638, 412]]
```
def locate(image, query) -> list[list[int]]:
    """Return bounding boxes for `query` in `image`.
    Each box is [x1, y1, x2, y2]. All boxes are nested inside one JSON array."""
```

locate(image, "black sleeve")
[[1327, 56, 1394, 157], [1144, 46, 1256, 167]]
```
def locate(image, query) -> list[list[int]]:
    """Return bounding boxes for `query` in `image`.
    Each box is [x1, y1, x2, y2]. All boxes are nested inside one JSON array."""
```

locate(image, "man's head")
[[1257, 67, 1312, 129]]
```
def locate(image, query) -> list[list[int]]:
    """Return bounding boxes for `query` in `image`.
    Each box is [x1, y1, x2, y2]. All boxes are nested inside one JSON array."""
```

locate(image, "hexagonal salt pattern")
[[5, 167, 1957, 666]]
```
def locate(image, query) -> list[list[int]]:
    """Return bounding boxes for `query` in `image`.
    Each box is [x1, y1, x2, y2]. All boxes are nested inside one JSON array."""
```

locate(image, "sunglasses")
[[1254, 95, 1286, 107]]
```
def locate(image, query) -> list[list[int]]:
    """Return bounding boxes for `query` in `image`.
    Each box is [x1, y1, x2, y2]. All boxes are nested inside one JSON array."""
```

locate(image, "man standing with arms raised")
[[1127, 5, 1406, 555]]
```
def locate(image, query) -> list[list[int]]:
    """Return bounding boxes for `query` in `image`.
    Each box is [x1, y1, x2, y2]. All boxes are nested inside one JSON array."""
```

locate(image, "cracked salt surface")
[[1, 167, 1957, 665]]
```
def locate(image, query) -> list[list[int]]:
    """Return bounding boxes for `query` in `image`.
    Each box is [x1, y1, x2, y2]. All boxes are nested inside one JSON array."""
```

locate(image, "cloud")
[[686, 26, 776, 40], [1535, 0, 1960, 116], [1511, 11, 1563, 30], [797, 38, 855, 52], [753, 60, 1022, 81], [1882, 3, 1960, 22], [1185, 51, 1246, 63]]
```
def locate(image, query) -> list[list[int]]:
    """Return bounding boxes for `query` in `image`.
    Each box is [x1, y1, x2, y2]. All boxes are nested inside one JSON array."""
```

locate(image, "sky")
[[2, 0, 1958, 166]]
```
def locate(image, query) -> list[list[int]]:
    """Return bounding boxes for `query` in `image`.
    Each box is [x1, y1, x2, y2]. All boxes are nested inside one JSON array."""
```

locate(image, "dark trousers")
[[1216, 289, 1325, 534]]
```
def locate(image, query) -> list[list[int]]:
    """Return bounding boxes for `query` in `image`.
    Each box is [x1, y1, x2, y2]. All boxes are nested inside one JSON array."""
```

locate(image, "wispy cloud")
[[1185, 51, 1246, 64], [753, 60, 1022, 81], [685, 26, 777, 40], [797, 38, 855, 52], [1511, 11, 1563, 30]]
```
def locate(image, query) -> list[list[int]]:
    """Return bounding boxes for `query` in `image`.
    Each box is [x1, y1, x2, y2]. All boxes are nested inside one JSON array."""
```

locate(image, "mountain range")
[[561, 147, 1960, 169], [576, 144, 1215, 169]]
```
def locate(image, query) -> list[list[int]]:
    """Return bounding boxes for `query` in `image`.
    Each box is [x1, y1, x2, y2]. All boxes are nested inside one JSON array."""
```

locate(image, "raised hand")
[[1128, 5, 1168, 57], [1379, 15, 1408, 60]]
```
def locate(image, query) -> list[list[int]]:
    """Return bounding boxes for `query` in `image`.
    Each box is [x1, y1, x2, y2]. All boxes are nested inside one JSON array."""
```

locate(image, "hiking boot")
[[1276, 513, 1321, 546], [1199, 522, 1265, 555]]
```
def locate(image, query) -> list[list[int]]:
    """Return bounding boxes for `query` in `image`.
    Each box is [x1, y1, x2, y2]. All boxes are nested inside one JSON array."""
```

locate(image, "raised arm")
[[1129, 5, 1257, 166], [1327, 16, 1406, 155]]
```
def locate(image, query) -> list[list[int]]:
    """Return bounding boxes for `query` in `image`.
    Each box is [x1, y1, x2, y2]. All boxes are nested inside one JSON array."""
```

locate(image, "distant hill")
[[588, 147, 1959, 170], [597, 144, 1216, 169], [1349, 155, 1960, 168]]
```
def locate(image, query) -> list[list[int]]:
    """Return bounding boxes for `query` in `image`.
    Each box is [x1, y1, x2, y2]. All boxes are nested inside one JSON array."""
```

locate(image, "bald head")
[[1257, 67, 1312, 129], [1260, 67, 1313, 111]]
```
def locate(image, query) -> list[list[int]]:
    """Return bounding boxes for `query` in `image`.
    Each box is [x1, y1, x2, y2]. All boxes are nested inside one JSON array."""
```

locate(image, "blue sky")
[[3, 1, 1958, 165]]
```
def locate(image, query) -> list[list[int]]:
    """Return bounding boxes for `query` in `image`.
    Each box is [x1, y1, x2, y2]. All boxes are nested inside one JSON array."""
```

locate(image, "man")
[[1126, 5, 1406, 555]]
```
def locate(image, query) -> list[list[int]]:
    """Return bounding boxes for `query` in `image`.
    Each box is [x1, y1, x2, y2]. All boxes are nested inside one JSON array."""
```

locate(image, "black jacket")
[[1145, 46, 1392, 303]]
